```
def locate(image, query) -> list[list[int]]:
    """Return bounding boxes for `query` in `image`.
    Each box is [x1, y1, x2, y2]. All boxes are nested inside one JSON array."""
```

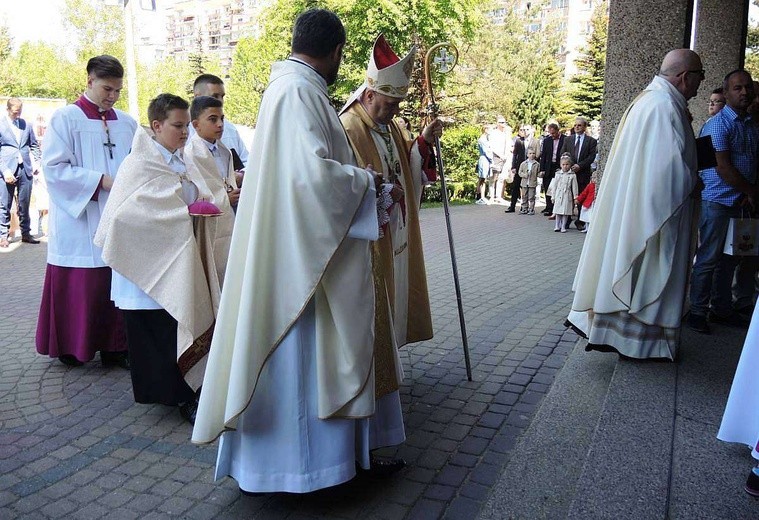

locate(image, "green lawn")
[[420, 199, 474, 209]]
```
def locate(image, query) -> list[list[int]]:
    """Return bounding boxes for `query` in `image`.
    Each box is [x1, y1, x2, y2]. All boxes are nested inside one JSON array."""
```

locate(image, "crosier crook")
[[424, 43, 472, 382]]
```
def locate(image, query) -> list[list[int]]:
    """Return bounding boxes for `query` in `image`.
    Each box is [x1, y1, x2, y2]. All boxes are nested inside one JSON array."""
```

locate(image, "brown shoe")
[[548, 215, 556, 220], [21, 235, 40, 244], [0, 237, 8, 248]]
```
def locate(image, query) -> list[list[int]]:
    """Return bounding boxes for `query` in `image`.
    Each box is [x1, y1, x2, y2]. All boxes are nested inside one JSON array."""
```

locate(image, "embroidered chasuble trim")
[[340, 101, 433, 399]]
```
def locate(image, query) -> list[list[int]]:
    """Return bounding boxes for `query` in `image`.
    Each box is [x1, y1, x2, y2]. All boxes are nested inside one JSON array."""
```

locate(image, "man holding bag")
[[689, 69, 759, 334]]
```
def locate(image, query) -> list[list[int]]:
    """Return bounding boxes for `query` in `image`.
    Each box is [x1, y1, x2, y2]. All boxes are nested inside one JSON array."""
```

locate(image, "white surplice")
[[193, 59, 403, 493], [718, 303, 759, 458], [42, 104, 137, 267], [567, 75, 698, 360]]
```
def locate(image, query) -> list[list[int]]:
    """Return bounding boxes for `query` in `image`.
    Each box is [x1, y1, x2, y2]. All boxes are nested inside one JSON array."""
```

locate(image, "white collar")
[[152, 139, 184, 164]]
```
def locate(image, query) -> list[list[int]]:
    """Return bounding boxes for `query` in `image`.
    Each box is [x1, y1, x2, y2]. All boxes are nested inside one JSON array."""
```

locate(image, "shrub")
[[439, 124, 481, 184]]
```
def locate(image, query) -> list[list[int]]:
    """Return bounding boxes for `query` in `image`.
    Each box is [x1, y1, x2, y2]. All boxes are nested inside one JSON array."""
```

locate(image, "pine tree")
[[568, 0, 608, 121]]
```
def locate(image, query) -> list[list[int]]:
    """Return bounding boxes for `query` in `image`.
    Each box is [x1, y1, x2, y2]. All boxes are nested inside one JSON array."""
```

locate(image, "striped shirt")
[[699, 104, 759, 206]]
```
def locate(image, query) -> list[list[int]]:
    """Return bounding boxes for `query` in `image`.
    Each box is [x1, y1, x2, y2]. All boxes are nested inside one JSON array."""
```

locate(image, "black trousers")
[[123, 309, 195, 406], [508, 173, 522, 210], [543, 161, 559, 212]]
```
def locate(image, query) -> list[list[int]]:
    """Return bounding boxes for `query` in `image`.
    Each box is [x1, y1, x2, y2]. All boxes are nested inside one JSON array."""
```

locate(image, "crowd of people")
[[6, 5, 759, 502], [475, 116, 599, 234], [11, 8, 447, 496]]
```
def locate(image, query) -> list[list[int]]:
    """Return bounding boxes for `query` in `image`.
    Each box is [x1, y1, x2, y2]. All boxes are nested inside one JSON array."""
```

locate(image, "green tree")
[[567, 0, 608, 121], [62, 0, 125, 61], [224, 0, 485, 126], [511, 58, 563, 130], [2, 42, 81, 100], [745, 0, 759, 78]]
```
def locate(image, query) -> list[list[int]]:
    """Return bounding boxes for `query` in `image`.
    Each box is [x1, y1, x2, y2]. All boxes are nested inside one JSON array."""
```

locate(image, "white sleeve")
[[42, 111, 102, 220], [347, 174, 379, 240]]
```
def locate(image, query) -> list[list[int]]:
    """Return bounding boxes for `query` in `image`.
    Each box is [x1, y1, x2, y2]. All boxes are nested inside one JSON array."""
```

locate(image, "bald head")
[[659, 49, 703, 100], [660, 49, 701, 76]]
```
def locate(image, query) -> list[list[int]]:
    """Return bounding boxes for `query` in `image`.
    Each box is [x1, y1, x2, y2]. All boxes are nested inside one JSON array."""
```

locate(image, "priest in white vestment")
[[36, 55, 137, 369], [339, 34, 441, 459], [193, 9, 397, 494], [566, 49, 704, 360], [718, 304, 759, 495]]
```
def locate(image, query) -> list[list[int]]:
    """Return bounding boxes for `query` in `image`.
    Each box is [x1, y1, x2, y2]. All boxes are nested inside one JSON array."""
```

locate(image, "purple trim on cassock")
[[36, 265, 127, 362], [74, 95, 117, 121]]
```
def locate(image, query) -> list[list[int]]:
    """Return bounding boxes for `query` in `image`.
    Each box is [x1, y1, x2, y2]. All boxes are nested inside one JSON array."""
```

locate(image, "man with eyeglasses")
[[567, 49, 704, 360], [559, 117, 597, 230], [689, 69, 759, 334]]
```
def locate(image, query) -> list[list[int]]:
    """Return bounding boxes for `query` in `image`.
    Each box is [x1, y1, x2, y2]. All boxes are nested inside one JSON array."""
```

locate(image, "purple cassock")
[[35, 95, 132, 363]]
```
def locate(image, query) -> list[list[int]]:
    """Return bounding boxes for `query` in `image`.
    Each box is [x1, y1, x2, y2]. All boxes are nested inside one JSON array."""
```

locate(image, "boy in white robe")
[[37, 55, 136, 369], [95, 94, 233, 424], [189, 96, 240, 212]]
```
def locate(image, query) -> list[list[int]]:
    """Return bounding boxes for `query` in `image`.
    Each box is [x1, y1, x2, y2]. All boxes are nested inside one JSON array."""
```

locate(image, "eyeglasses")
[[683, 69, 705, 80], [708, 100, 725, 106]]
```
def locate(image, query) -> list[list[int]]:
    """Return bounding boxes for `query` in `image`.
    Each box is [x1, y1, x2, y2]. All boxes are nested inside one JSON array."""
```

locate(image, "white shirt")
[[190, 120, 248, 170], [203, 139, 229, 182]]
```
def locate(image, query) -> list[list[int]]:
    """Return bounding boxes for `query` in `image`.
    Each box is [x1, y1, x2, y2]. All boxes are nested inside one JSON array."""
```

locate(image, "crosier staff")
[[424, 43, 472, 381]]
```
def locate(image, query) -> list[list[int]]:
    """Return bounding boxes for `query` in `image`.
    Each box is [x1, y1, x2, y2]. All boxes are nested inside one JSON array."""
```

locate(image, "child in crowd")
[[518, 149, 539, 215], [548, 154, 578, 233], [95, 93, 234, 425], [189, 96, 240, 212], [576, 173, 596, 234]]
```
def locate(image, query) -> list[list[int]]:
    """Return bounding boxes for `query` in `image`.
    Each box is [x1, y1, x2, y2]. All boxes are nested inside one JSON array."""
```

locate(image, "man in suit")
[[1, 98, 40, 247], [505, 124, 539, 213], [539, 122, 566, 215], [560, 117, 597, 230]]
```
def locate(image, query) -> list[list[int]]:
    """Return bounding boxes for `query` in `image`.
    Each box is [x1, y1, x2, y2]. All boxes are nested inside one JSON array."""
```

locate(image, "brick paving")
[[0, 200, 585, 519]]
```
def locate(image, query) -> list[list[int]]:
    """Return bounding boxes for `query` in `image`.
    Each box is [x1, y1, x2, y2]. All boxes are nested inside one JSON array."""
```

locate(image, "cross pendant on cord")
[[101, 114, 115, 160], [103, 138, 115, 160]]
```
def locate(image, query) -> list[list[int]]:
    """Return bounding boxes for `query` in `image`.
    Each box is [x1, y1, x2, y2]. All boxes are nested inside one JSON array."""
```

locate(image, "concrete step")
[[478, 340, 618, 519], [566, 357, 677, 519]]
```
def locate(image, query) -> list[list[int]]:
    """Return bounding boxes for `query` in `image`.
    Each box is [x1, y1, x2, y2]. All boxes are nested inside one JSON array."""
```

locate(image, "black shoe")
[[101, 351, 130, 370], [735, 305, 755, 321], [746, 467, 759, 497], [179, 400, 198, 425], [504, 208, 515, 213], [709, 311, 750, 328], [687, 313, 711, 334], [59, 354, 84, 367], [575, 221, 586, 231], [358, 456, 407, 478], [21, 234, 40, 244], [541, 209, 551, 215]]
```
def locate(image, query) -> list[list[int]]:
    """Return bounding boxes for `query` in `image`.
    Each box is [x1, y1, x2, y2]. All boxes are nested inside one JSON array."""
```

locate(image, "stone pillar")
[[692, 0, 749, 129], [598, 0, 692, 176]]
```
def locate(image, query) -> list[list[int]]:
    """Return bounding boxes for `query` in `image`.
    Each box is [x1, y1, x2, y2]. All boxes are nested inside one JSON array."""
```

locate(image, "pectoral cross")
[[433, 47, 456, 73], [101, 114, 115, 160]]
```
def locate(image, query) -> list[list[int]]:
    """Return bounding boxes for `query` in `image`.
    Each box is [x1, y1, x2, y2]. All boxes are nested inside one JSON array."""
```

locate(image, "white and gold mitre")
[[365, 34, 417, 99]]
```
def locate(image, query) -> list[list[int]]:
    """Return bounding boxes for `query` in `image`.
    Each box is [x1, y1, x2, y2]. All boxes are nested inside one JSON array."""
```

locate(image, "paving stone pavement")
[[0, 200, 586, 519]]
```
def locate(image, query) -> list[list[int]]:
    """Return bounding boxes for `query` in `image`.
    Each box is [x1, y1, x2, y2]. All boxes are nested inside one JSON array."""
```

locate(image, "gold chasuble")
[[341, 102, 433, 398]]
